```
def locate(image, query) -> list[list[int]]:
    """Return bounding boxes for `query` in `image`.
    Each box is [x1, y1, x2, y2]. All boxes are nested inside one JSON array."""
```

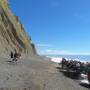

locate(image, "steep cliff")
[[0, 0, 36, 57]]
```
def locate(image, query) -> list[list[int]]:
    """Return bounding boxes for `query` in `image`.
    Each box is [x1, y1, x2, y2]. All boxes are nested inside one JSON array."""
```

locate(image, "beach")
[[0, 55, 89, 90]]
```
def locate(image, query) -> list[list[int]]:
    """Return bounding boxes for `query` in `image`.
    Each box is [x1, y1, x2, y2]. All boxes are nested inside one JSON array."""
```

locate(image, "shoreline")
[[46, 55, 90, 63]]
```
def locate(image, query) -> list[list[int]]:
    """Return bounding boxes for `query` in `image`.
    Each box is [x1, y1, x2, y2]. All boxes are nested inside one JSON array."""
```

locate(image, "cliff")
[[0, 0, 37, 57]]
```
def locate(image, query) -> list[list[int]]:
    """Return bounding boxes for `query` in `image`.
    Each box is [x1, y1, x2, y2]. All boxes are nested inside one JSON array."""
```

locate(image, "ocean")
[[46, 55, 90, 62]]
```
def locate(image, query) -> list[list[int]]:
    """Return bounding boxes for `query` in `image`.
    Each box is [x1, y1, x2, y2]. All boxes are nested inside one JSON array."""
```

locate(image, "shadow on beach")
[[80, 83, 90, 89], [56, 66, 90, 89], [56, 66, 80, 79], [5, 60, 18, 65]]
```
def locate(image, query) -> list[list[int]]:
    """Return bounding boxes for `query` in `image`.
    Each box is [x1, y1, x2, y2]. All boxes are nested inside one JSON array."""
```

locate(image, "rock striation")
[[0, 0, 36, 57]]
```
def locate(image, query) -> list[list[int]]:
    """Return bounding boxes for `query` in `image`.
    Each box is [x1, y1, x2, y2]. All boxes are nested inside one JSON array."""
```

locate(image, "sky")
[[9, 0, 90, 55]]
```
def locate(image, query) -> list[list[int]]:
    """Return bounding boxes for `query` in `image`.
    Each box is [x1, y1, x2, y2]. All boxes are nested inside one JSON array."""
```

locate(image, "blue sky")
[[9, 0, 90, 55]]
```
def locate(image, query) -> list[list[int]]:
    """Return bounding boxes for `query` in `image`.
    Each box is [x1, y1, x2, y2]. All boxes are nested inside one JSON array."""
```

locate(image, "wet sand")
[[0, 55, 89, 90]]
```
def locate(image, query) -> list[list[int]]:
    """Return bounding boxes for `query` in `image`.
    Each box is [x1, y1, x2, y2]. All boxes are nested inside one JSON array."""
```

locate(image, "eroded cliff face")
[[0, 0, 36, 57]]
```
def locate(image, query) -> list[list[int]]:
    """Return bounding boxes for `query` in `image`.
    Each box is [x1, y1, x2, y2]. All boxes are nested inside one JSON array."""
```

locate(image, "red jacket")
[[88, 72, 90, 81]]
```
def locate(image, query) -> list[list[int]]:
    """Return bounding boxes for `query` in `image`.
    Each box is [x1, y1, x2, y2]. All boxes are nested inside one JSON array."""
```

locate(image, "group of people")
[[10, 50, 21, 62], [61, 58, 90, 83]]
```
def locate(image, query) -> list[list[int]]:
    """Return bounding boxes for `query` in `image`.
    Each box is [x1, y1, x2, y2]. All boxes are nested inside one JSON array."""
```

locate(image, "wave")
[[46, 55, 90, 63]]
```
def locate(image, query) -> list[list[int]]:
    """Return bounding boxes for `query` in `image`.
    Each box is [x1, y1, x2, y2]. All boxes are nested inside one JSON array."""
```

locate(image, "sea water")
[[46, 55, 90, 63]]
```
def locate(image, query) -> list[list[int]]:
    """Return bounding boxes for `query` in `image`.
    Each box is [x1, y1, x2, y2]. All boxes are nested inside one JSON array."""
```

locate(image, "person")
[[87, 71, 90, 83], [17, 51, 21, 57], [61, 58, 66, 69], [87, 63, 90, 83], [12, 50, 18, 62], [13, 51, 21, 61], [10, 51, 13, 59]]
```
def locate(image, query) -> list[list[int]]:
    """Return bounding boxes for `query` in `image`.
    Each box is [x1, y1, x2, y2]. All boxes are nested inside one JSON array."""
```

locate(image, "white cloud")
[[35, 43, 90, 55], [46, 49, 72, 55], [43, 49, 90, 55], [36, 44, 52, 47]]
